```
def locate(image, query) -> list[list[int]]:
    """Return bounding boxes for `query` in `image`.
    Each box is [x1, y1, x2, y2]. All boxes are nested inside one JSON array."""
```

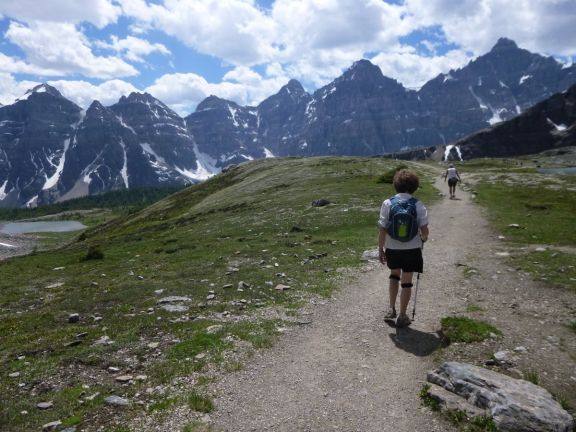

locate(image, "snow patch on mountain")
[[26, 195, 38, 207], [547, 118, 567, 133], [120, 140, 129, 188], [228, 105, 240, 127], [519, 75, 532, 85], [140, 143, 166, 165], [42, 138, 71, 190], [443, 72, 455, 83], [175, 144, 219, 181], [444, 144, 463, 161], [487, 109, 505, 125], [116, 115, 137, 135], [15, 86, 47, 103], [0, 180, 9, 200]]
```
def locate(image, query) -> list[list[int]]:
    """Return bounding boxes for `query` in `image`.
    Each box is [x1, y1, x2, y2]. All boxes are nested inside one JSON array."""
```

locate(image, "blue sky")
[[0, 0, 575, 116]]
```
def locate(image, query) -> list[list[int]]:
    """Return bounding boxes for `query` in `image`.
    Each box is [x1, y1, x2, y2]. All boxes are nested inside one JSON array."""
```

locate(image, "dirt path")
[[208, 173, 494, 431]]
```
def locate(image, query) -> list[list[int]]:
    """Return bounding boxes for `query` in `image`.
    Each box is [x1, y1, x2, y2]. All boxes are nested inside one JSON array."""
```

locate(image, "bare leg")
[[389, 269, 401, 308], [398, 271, 414, 317]]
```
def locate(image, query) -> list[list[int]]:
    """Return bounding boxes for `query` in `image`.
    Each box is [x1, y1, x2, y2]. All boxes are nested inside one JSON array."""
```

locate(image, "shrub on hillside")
[[82, 245, 104, 261]]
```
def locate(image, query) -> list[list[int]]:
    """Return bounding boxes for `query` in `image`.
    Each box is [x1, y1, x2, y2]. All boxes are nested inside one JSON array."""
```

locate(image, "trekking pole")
[[412, 272, 420, 320], [412, 240, 425, 320]]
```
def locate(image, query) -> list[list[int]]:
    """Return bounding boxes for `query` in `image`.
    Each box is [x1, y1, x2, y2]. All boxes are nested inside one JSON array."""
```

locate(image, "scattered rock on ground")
[[311, 199, 330, 207], [105, 396, 129, 406], [42, 420, 62, 431], [427, 361, 574, 432]]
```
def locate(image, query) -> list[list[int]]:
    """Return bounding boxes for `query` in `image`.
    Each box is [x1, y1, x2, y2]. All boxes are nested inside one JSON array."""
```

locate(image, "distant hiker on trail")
[[378, 169, 429, 328], [443, 164, 461, 199]]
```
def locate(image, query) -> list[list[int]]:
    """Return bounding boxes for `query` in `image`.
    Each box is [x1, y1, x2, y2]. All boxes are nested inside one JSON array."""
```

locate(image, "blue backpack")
[[387, 197, 419, 242]]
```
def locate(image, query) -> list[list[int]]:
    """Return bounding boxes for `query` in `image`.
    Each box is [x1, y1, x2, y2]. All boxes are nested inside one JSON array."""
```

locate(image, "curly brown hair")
[[392, 169, 419, 194]]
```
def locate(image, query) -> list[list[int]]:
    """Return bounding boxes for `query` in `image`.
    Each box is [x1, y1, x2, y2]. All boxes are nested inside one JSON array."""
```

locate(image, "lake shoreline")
[[0, 220, 86, 235], [0, 232, 37, 261]]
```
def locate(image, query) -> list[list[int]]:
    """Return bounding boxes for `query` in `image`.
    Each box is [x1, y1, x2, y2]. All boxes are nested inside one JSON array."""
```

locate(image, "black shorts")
[[385, 248, 423, 273], [448, 178, 458, 186]]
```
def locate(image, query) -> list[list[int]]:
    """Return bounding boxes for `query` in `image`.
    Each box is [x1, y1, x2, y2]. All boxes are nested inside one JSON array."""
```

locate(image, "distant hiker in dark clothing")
[[443, 164, 461, 199], [378, 169, 429, 328]]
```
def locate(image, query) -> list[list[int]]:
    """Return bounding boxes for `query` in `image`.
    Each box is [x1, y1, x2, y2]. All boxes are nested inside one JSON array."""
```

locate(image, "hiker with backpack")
[[443, 163, 461, 199], [378, 169, 429, 328]]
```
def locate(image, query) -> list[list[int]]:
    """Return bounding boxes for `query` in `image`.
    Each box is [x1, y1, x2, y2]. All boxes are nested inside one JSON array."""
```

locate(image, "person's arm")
[[420, 224, 429, 243], [457, 171, 462, 181], [443, 170, 448, 181], [417, 201, 429, 244], [378, 226, 387, 264]]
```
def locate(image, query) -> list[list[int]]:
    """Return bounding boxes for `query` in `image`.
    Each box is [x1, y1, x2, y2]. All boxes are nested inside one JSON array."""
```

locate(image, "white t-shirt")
[[378, 193, 428, 250], [446, 167, 459, 180]]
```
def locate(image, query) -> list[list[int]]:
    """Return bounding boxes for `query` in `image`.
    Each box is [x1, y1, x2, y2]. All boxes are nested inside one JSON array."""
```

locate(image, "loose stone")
[[68, 313, 80, 323], [105, 395, 129, 406], [42, 420, 62, 431], [115, 375, 133, 383]]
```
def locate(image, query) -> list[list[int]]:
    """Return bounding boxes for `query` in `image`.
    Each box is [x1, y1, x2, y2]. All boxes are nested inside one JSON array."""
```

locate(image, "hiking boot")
[[396, 314, 411, 328], [384, 307, 397, 320]]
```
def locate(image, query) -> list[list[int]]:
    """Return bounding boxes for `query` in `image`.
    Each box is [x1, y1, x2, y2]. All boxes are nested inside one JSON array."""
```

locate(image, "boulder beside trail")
[[426, 362, 574, 432]]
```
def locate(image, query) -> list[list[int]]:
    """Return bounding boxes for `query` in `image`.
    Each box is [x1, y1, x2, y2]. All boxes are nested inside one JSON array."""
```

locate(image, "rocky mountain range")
[[388, 83, 576, 162], [1, 38, 575, 207]]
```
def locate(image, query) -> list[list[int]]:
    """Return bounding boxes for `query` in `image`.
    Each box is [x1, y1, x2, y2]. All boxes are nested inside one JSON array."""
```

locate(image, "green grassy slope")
[[0, 186, 183, 221], [0, 157, 436, 431], [460, 151, 576, 291]]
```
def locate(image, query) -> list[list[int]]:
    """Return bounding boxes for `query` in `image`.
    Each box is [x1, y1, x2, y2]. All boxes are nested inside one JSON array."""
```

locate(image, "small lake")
[[0, 221, 86, 235], [538, 167, 576, 175]]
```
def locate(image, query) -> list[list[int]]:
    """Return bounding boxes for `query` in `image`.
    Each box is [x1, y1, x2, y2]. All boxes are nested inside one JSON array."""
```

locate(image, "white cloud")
[[0, 0, 121, 28], [405, 0, 576, 57], [0, 73, 140, 108], [49, 79, 139, 108], [145, 67, 290, 116], [5, 21, 138, 79], [0, 52, 63, 76], [119, 0, 411, 73], [0, 73, 40, 105], [119, 0, 275, 65], [271, 0, 408, 56], [95, 35, 171, 62], [371, 46, 472, 89]]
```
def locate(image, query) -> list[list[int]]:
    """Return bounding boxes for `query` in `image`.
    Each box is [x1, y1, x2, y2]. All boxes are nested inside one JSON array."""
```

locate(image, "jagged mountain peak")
[[16, 83, 64, 102], [276, 79, 310, 103], [119, 91, 168, 108], [284, 79, 306, 93], [196, 95, 238, 112], [491, 37, 519, 52], [343, 59, 383, 79], [87, 100, 106, 113]]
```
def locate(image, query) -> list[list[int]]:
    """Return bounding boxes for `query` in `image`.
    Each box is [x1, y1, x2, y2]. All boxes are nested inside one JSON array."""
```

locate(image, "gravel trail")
[[209, 174, 485, 431]]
